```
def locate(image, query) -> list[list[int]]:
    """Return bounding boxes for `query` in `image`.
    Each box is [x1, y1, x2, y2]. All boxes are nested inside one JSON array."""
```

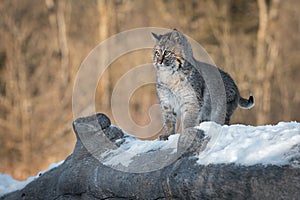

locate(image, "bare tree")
[[97, 0, 118, 111], [255, 0, 280, 124]]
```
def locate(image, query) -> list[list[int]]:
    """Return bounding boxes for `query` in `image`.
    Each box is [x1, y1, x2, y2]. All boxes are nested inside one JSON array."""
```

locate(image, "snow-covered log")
[[1, 113, 300, 199]]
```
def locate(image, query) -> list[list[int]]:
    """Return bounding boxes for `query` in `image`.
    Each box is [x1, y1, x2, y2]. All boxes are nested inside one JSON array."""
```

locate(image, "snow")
[[102, 133, 179, 167], [102, 121, 300, 168], [0, 160, 63, 196], [0, 174, 34, 197], [196, 121, 300, 165]]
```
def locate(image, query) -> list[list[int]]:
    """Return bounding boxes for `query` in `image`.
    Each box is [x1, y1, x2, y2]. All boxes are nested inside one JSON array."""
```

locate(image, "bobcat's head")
[[152, 29, 193, 70]]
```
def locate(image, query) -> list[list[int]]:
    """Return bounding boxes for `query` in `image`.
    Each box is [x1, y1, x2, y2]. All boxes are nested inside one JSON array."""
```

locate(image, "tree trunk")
[[255, 0, 280, 125], [97, 0, 116, 111], [56, 0, 70, 90]]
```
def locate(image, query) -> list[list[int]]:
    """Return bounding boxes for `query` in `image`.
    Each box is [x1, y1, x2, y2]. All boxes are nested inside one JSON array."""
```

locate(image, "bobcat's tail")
[[239, 94, 255, 109]]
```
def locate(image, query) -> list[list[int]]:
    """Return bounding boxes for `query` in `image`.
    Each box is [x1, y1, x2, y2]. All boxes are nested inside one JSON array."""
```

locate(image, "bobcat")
[[152, 29, 254, 140]]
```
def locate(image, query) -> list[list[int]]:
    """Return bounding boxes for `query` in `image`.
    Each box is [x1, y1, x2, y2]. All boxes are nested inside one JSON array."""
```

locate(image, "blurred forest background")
[[0, 0, 299, 180]]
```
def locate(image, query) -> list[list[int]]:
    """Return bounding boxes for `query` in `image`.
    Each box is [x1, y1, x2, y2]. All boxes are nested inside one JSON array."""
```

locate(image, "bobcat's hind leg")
[[224, 101, 238, 125]]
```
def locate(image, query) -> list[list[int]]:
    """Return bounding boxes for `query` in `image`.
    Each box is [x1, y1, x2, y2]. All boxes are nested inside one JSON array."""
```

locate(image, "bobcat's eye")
[[155, 50, 160, 57], [164, 50, 172, 57]]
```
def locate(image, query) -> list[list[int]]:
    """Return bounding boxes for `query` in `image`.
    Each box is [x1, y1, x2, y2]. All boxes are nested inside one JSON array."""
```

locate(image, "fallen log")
[[2, 113, 300, 199]]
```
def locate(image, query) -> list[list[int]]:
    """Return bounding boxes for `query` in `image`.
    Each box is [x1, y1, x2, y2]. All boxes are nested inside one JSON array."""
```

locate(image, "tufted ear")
[[151, 32, 162, 41], [171, 30, 181, 44]]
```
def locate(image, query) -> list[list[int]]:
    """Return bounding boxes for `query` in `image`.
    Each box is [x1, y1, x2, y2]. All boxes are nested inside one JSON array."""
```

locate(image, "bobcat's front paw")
[[158, 134, 171, 141]]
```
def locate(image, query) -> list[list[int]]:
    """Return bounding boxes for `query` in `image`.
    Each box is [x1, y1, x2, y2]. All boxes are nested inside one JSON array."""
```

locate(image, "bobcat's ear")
[[171, 30, 181, 44], [151, 32, 162, 41]]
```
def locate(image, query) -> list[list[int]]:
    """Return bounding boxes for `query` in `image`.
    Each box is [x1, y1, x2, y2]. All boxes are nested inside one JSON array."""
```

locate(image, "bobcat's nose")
[[158, 55, 164, 64]]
